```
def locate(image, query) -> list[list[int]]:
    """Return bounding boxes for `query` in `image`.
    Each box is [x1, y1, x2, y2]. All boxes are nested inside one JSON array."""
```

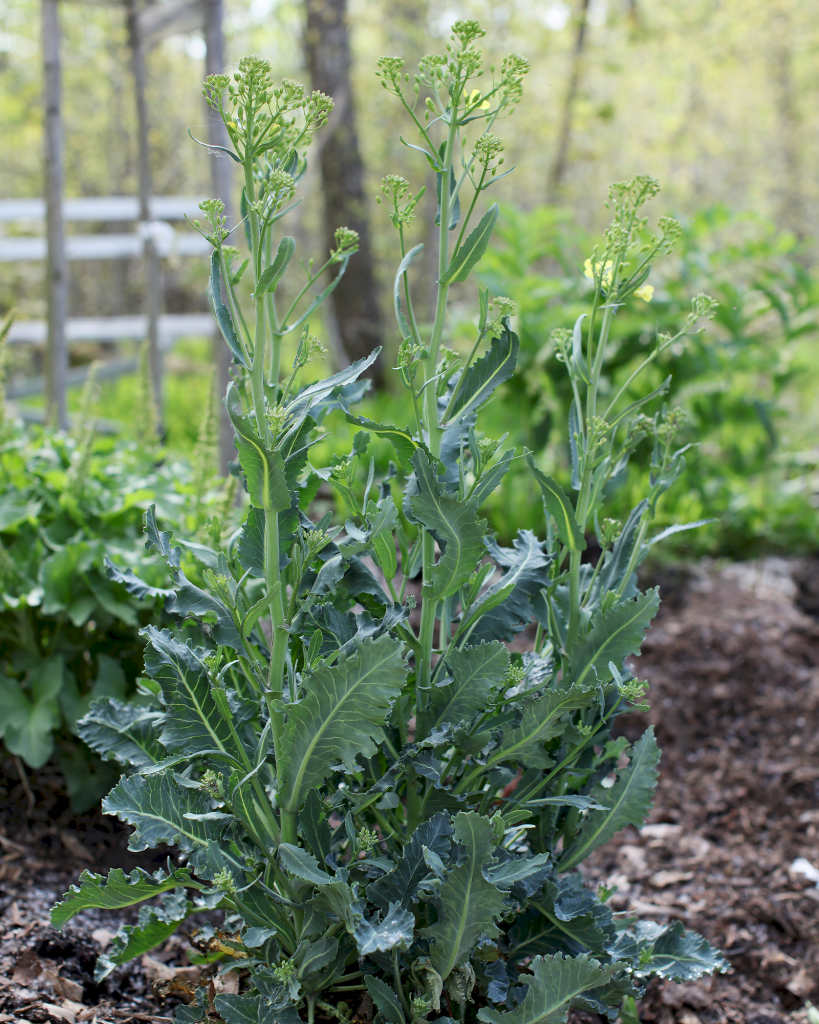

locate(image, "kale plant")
[[53, 27, 727, 1023]]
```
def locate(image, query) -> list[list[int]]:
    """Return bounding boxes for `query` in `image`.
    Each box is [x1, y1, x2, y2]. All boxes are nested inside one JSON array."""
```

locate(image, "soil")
[[1, 557, 818, 1024]]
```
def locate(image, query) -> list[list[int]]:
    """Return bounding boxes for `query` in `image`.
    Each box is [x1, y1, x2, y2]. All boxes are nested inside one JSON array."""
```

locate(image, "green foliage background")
[[0, 0, 817, 557]]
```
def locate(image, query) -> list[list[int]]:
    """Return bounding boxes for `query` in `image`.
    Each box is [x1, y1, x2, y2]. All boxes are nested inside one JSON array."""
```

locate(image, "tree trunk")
[[304, 0, 383, 382], [42, 0, 68, 430], [126, 0, 163, 425], [547, 0, 591, 202]]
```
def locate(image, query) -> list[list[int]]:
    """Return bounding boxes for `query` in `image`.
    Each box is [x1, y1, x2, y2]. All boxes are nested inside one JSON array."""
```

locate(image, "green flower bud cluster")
[[199, 768, 222, 797], [692, 293, 718, 319], [273, 958, 297, 984], [376, 56, 406, 94], [357, 826, 379, 852], [331, 226, 359, 263], [500, 53, 530, 103], [263, 169, 296, 209], [600, 518, 622, 549], [504, 663, 526, 688], [474, 133, 505, 167], [619, 678, 648, 705], [195, 198, 229, 246], [305, 90, 334, 129], [396, 337, 426, 390], [294, 325, 327, 369], [655, 406, 686, 444], [377, 175, 425, 229], [266, 403, 290, 442], [489, 295, 516, 333], [451, 19, 486, 49], [213, 867, 237, 895]]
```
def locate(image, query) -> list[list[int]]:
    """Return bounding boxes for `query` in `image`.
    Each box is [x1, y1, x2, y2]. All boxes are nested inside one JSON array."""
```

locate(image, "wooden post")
[[42, 0, 68, 430], [204, 0, 234, 473], [126, 0, 163, 423]]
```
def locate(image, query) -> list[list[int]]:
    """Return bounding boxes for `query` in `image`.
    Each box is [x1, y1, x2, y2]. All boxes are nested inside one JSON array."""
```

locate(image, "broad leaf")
[[341, 408, 427, 473], [478, 954, 612, 1024], [104, 558, 175, 601], [51, 864, 202, 930], [102, 772, 226, 875], [568, 589, 659, 688], [77, 698, 163, 766], [142, 626, 243, 761], [421, 641, 509, 737], [635, 920, 729, 981], [354, 902, 415, 955], [366, 974, 406, 1024], [486, 685, 598, 772], [440, 203, 499, 284], [215, 994, 280, 1024], [283, 349, 381, 420], [279, 843, 329, 884], [1, 658, 63, 768], [277, 635, 406, 812], [484, 853, 552, 890], [226, 384, 291, 512], [557, 728, 660, 872], [410, 451, 486, 600], [446, 327, 518, 423], [368, 812, 453, 910], [526, 456, 585, 552], [95, 889, 194, 980], [471, 531, 552, 643], [422, 811, 506, 980]]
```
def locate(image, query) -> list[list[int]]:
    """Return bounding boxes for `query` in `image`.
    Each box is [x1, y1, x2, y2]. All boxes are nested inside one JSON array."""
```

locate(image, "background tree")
[[304, 0, 384, 381]]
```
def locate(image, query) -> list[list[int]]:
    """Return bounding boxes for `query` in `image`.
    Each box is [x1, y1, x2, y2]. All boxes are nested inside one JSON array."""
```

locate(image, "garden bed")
[[0, 557, 817, 1024]]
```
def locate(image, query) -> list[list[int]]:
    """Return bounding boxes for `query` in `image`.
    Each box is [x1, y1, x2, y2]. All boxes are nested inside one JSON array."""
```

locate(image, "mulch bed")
[[0, 557, 818, 1023]]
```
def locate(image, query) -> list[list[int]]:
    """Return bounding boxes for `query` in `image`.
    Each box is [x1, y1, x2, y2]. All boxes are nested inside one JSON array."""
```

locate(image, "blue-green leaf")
[[394, 243, 424, 339], [226, 384, 291, 513], [210, 251, 249, 367], [526, 455, 585, 552], [568, 589, 659, 689], [635, 920, 729, 982], [440, 203, 499, 284], [255, 236, 295, 295], [422, 811, 506, 981], [95, 889, 195, 980], [277, 635, 406, 813], [78, 698, 163, 767], [410, 451, 487, 600], [445, 327, 518, 424], [51, 864, 203, 930], [478, 953, 612, 1024], [557, 729, 660, 872]]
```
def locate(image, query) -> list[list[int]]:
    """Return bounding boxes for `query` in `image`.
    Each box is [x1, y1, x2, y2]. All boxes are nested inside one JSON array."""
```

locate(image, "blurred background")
[[1, 0, 818, 557]]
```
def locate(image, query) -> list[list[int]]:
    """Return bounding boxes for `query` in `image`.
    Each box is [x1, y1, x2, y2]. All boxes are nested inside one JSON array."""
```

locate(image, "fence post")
[[204, 0, 233, 473], [42, 0, 68, 430], [126, 0, 163, 425]]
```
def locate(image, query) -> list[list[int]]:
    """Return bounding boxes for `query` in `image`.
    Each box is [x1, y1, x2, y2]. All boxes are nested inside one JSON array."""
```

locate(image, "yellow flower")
[[583, 258, 614, 287], [468, 89, 490, 110], [634, 284, 654, 302]]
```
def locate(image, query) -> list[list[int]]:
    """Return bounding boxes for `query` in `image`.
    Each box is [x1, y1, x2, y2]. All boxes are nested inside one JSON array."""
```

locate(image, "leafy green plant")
[[477, 203, 819, 555], [53, 27, 727, 1023], [0, 339, 233, 810]]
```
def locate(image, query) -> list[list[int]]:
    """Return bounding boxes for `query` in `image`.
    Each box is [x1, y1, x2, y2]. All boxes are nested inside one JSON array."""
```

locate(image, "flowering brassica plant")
[[53, 23, 726, 1024]]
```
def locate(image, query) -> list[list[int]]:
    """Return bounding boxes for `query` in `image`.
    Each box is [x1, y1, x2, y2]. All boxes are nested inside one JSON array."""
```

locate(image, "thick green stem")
[[566, 549, 582, 652]]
